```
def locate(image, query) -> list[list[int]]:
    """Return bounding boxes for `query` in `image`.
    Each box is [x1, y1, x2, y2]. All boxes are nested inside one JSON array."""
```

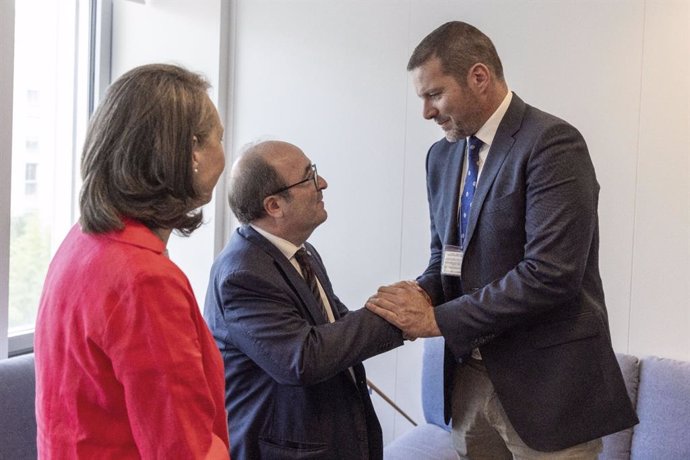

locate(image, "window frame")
[[0, 0, 111, 359], [0, 0, 16, 360]]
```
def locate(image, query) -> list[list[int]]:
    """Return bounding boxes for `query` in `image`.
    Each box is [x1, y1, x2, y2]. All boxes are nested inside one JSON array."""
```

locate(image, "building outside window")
[[6, 0, 92, 353], [24, 163, 37, 195]]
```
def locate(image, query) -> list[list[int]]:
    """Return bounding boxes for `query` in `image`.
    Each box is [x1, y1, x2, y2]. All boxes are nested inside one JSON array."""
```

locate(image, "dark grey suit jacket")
[[204, 225, 403, 460], [416, 93, 638, 451]]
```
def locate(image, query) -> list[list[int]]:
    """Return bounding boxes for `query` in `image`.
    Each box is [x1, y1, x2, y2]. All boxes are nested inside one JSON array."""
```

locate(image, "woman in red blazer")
[[34, 64, 229, 459]]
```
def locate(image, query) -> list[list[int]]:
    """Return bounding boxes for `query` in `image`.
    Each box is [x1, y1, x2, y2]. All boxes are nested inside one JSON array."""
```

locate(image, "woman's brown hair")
[[80, 63, 216, 235]]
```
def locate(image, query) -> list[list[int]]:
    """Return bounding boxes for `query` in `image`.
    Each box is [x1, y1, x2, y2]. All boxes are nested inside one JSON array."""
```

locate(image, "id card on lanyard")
[[441, 244, 463, 277]]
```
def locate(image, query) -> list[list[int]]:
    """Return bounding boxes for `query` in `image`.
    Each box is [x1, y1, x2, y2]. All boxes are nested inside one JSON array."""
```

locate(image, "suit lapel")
[[464, 94, 525, 249], [303, 243, 357, 386], [443, 140, 466, 247], [304, 243, 342, 320], [241, 228, 359, 385], [240, 226, 329, 325]]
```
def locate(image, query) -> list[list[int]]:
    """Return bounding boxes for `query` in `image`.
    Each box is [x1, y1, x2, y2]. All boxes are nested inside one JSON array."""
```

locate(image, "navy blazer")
[[416, 93, 638, 451], [204, 226, 403, 460]]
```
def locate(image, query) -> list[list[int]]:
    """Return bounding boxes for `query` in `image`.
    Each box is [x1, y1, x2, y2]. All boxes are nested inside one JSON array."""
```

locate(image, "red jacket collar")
[[99, 218, 166, 254]]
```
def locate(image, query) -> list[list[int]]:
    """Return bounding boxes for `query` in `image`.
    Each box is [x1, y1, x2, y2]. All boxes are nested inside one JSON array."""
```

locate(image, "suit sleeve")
[[102, 270, 229, 459], [416, 146, 446, 306], [218, 268, 404, 386], [435, 123, 600, 358]]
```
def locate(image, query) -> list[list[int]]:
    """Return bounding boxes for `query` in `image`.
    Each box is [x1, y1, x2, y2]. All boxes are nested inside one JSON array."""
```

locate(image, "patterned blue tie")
[[459, 136, 483, 247]]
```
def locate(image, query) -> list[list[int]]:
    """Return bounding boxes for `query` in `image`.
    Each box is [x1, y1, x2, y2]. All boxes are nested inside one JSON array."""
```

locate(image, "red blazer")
[[35, 219, 229, 459]]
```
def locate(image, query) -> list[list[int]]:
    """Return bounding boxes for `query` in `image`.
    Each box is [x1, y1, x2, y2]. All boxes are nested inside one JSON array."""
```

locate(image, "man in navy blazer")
[[367, 22, 638, 458], [204, 140, 404, 459]]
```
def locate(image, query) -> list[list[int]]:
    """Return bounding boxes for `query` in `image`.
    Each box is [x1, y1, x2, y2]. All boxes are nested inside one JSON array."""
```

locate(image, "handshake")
[[366, 280, 441, 339]]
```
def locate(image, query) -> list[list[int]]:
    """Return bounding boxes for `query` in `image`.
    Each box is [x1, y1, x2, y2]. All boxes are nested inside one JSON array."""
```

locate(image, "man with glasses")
[[204, 140, 404, 460]]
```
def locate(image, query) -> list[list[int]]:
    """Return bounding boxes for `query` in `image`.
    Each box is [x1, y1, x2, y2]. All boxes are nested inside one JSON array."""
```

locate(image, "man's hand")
[[366, 281, 441, 339]]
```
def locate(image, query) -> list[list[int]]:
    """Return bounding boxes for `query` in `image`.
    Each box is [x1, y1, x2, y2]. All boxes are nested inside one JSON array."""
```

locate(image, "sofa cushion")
[[384, 423, 458, 460], [384, 337, 457, 459], [0, 353, 37, 460], [421, 337, 450, 430], [600, 353, 640, 460], [630, 356, 690, 459]]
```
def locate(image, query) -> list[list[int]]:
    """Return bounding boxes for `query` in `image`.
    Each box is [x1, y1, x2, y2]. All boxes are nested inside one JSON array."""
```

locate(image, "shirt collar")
[[250, 224, 302, 260], [473, 90, 513, 147]]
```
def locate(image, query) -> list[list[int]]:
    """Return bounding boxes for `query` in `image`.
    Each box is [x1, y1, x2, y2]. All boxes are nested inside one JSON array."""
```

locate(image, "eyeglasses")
[[269, 163, 319, 195]]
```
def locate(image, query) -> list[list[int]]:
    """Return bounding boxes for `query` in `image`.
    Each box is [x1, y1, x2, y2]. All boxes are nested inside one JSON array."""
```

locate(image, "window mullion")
[[0, 0, 16, 360]]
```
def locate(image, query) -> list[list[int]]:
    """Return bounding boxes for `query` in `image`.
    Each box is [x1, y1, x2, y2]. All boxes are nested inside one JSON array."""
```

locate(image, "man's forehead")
[[270, 147, 310, 175], [412, 59, 445, 88]]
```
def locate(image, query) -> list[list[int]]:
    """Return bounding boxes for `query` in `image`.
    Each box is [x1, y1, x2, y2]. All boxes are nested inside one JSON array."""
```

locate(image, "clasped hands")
[[366, 280, 441, 340]]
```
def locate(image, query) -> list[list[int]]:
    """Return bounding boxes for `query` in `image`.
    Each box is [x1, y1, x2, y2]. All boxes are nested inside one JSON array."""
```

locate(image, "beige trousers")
[[451, 359, 603, 460]]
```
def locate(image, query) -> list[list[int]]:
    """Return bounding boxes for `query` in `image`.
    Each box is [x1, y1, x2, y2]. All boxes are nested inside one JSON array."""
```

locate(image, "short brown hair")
[[80, 63, 216, 235], [408, 21, 504, 84]]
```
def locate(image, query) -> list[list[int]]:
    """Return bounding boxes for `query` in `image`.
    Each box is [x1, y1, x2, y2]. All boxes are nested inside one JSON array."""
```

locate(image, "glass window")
[[25, 138, 40, 152], [24, 163, 38, 195], [25, 164, 37, 182], [9, 0, 91, 337]]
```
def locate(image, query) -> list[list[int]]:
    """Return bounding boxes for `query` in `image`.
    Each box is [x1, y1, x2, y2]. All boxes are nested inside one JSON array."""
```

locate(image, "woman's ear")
[[191, 136, 200, 173]]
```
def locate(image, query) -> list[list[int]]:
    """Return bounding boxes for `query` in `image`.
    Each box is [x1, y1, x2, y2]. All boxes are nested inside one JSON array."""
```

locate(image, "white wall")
[[110, 0, 223, 303], [627, 0, 689, 359], [109, 0, 690, 446], [228, 0, 690, 444]]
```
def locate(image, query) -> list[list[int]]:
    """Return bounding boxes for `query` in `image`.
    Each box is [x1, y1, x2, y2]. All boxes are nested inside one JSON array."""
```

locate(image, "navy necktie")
[[459, 136, 483, 247], [294, 248, 328, 321]]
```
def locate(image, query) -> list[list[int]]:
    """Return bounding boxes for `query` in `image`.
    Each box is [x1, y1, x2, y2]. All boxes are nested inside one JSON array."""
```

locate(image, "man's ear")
[[467, 63, 490, 91], [263, 195, 283, 218]]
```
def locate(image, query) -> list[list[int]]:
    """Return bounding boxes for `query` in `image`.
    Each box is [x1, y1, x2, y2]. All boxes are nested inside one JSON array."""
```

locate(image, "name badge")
[[441, 244, 463, 277]]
